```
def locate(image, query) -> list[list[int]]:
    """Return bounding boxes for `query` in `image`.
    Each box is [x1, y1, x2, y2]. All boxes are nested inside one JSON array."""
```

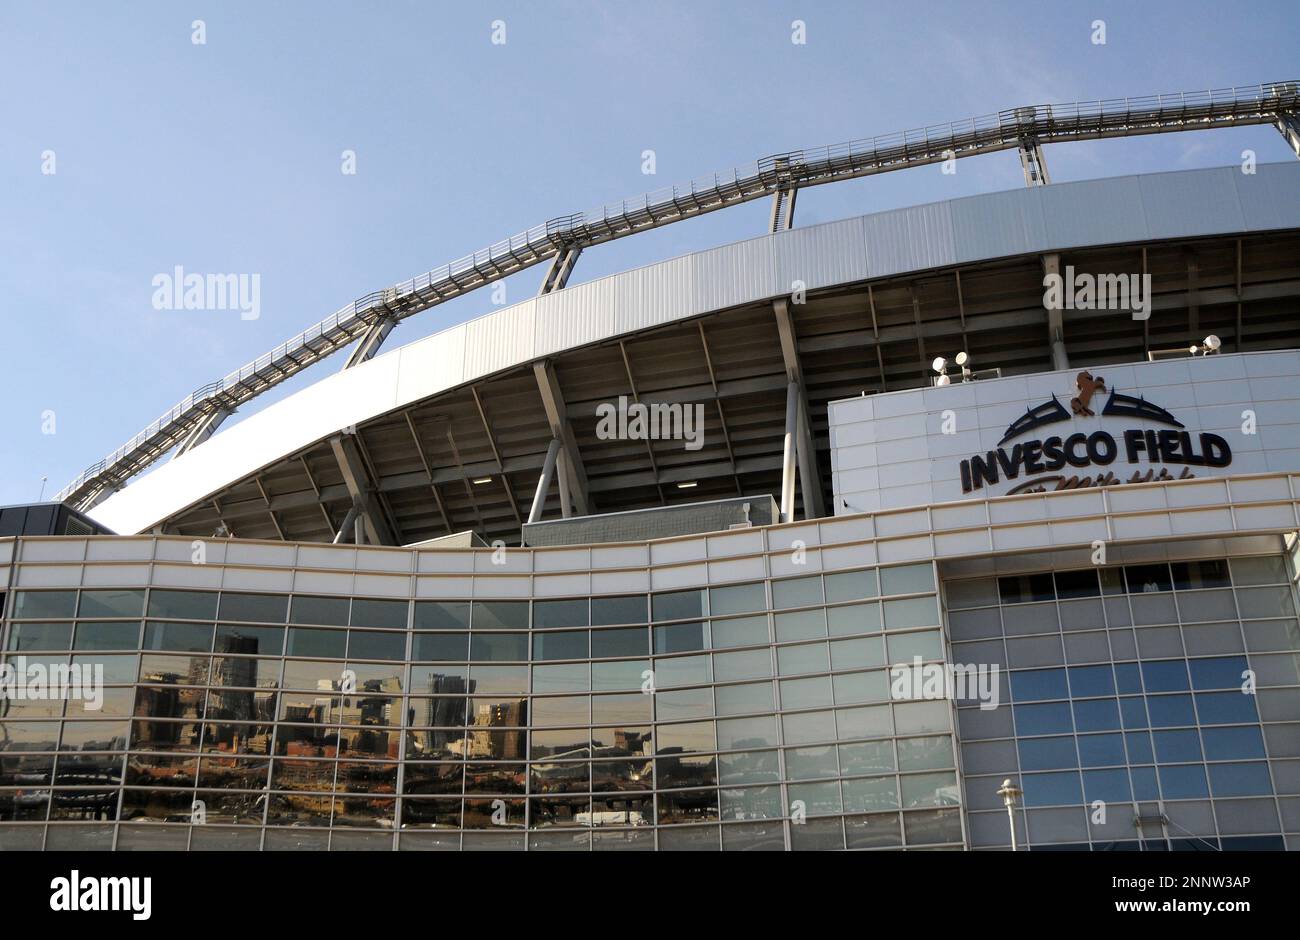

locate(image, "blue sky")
[[1, 0, 1296, 507]]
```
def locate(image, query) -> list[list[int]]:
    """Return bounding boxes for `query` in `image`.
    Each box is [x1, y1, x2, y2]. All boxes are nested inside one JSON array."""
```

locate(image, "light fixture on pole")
[[996, 778, 1023, 851], [932, 356, 950, 386], [954, 350, 971, 381], [1189, 334, 1222, 356]]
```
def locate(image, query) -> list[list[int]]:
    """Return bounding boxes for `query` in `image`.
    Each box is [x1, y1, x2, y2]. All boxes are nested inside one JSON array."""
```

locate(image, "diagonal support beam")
[[538, 247, 582, 295], [1018, 135, 1050, 186], [176, 406, 232, 457], [773, 299, 826, 519], [329, 433, 396, 545], [532, 360, 591, 515], [1279, 113, 1300, 159], [342, 314, 398, 370]]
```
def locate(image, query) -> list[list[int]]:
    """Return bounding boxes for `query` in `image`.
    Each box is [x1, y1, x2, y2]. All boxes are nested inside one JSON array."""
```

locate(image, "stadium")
[[3, 82, 1300, 851]]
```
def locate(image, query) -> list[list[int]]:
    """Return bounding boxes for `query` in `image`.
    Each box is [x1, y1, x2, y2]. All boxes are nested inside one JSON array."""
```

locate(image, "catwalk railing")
[[56, 81, 1300, 510]]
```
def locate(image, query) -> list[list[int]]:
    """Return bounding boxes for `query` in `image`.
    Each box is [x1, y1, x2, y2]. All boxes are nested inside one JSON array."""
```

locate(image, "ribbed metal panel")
[[772, 216, 869, 295], [1039, 175, 1149, 249], [951, 187, 1045, 263], [522, 495, 777, 547], [534, 276, 618, 358], [462, 299, 536, 381], [1139, 167, 1246, 240], [395, 322, 466, 405], [691, 237, 778, 314], [864, 201, 956, 279], [612, 253, 696, 336]]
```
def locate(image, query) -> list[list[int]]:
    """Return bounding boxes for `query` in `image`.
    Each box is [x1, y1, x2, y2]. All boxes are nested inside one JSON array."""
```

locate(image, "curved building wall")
[[3, 470, 1300, 850]]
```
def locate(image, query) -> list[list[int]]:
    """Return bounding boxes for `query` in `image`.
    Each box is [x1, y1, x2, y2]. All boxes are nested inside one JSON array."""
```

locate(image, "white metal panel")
[[1233, 161, 1300, 232], [612, 253, 697, 336], [690, 237, 778, 314], [462, 300, 536, 382], [395, 323, 466, 405], [1138, 167, 1245, 240], [950, 187, 1045, 263], [534, 276, 618, 358], [772, 216, 869, 294], [862, 201, 956, 278], [1038, 175, 1149, 249]]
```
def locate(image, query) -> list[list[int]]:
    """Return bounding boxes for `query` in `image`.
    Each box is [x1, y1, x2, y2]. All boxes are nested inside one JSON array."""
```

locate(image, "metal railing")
[[55, 81, 1300, 509]]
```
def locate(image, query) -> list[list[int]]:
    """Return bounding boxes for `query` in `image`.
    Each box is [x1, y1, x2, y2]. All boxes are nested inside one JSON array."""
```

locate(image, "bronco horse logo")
[[1070, 371, 1106, 416]]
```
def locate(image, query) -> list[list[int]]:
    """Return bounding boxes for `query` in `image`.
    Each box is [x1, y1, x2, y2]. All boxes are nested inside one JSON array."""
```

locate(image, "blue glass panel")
[[1068, 665, 1116, 698], [1200, 726, 1266, 761], [1158, 763, 1209, 799], [1083, 768, 1132, 803], [1022, 771, 1083, 807], [1188, 656, 1248, 691], [1125, 732, 1154, 763], [1018, 735, 1079, 771], [1114, 663, 1143, 694], [1130, 766, 1160, 800], [1208, 762, 1273, 797], [1014, 702, 1074, 736], [1194, 691, 1259, 725], [1118, 696, 1149, 729], [1153, 729, 1202, 763], [1077, 733, 1125, 767], [1072, 698, 1120, 732], [1146, 694, 1196, 728], [1141, 660, 1190, 693], [1009, 668, 1069, 702]]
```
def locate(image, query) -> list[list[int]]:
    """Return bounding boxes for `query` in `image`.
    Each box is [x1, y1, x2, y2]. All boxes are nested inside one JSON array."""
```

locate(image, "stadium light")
[[996, 778, 1023, 851]]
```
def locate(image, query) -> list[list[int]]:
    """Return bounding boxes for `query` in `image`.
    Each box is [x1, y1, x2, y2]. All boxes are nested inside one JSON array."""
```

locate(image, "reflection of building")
[[468, 700, 526, 760]]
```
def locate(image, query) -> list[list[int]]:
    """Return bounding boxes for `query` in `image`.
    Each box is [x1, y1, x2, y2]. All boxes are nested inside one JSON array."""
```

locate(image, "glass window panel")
[[139, 653, 207, 685], [349, 599, 407, 629], [218, 592, 288, 624], [412, 632, 468, 662], [654, 654, 710, 689], [591, 692, 652, 725], [656, 787, 719, 824], [1201, 726, 1266, 761], [1013, 702, 1074, 736], [771, 576, 822, 610], [883, 596, 939, 630], [892, 701, 948, 735], [651, 590, 704, 623], [531, 663, 589, 694], [1054, 569, 1100, 599], [1022, 770, 1082, 807], [590, 595, 646, 626], [591, 758, 651, 792], [709, 615, 768, 649], [714, 681, 773, 716], [532, 599, 589, 629], [655, 721, 714, 754], [717, 749, 779, 785], [412, 600, 470, 631], [887, 630, 942, 664], [533, 630, 589, 661], [1158, 763, 1208, 799], [1124, 564, 1172, 594], [1208, 761, 1273, 797], [823, 569, 879, 603], [6, 622, 72, 651], [1018, 735, 1078, 771], [1171, 559, 1231, 590], [713, 648, 771, 682], [843, 776, 899, 813], [656, 687, 714, 722], [1010, 668, 1069, 702], [1194, 691, 1259, 725], [1073, 697, 1121, 732], [709, 582, 765, 616], [782, 710, 835, 745], [214, 623, 283, 657], [1114, 662, 1143, 694], [286, 627, 347, 659], [1229, 555, 1287, 586], [719, 785, 782, 820], [900, 771, 959, 808], [466, 665, 528, 695], [787, 780, 841, 816], [14, 590, 78, 619], [773, 609, 825, 643], [1125, 731, 1154, 763], [1068, 664, 1116, 698], [831, 670, 889, 705], [830, 636, 884, 671], [780, 676, 832, 709], [1188, 656, 1248, 691], [591, 659, 649, 692], [1146, 694, 1196, 728], [999, 574, 1055, 605], [290, 595, 349, 626], [530, 695, 590, 728], [839, 739, 894, 775], [837, 704, 892, 739], [1142, 659, 1190, 692], [658, 753, 717, 789], [471, 601, 529, 630], [1082, 767, 1131, 803], [347, 629, 406, 661], [654, 622, 706, 654], [590, 627, 647, 659], [147, 590, 218, 621], [143, 621, 213, 653], [776, 642, 829, 676], [77, 589, 145, 618], [469, 633, 528, 662], [1153, 729, 1203, 762], [880, 563, 934, 596], [896, 735, 953, 771], [1077, 732, 1126, 767], [826, 602, 881, 637], [785, 745, 838, 780], [717, 716, 778, 750]]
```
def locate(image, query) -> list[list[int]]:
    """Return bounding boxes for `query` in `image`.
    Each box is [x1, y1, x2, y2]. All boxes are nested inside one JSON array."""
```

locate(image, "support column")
[[780, 381, 799, 524], [533, 360, 591, 515], [528, 438, 561, 524], [328, 434, 395, 545], [1278, 113, 1300, 159], [556, 450, 573, 518], [1018, 136, 1050, 186], [1041, 253, 1069, 370], [538, 247, 582, 295], [773, 299, 826, 518], [176, 407, 231, 456], [342, 314, 398, 370]]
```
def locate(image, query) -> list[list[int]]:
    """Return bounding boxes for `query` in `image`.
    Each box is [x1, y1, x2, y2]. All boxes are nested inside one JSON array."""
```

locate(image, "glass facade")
[[950, 555, 1300, 851], [0, 561, 963, 851]]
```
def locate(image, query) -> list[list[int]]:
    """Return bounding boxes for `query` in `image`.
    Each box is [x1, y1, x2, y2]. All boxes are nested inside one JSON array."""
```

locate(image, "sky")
[[1, 0, 1296, 508]]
